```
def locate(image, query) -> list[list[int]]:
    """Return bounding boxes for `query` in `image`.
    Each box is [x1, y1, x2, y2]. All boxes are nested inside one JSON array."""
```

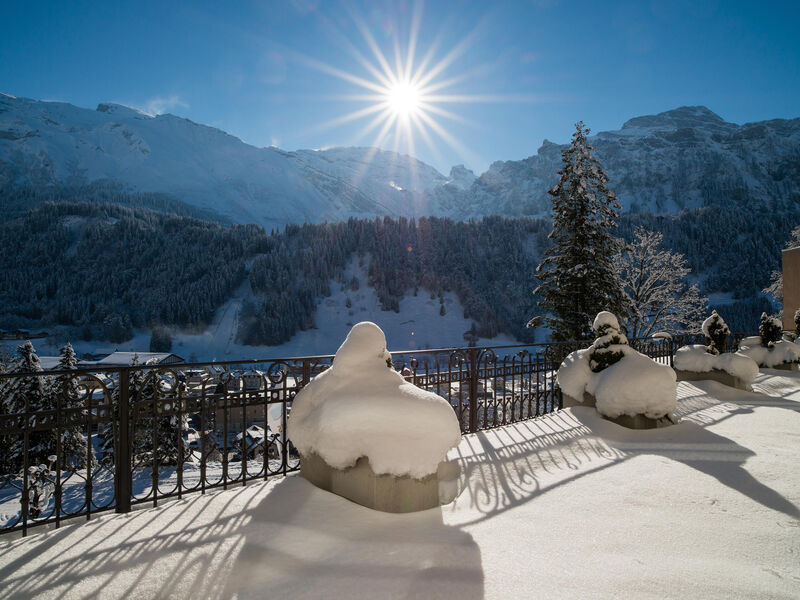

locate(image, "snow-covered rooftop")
[[0, 372, 798, 599], [93, 351, 185, 366]]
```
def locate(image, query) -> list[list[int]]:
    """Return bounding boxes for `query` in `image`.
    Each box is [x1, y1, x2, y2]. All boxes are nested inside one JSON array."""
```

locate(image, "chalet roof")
[[36, 356, 63, 370], [94, 352, 185, 366]]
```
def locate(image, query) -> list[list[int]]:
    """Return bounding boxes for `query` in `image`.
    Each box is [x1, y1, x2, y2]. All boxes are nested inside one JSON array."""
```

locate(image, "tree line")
[[0, 192, 796, 347]]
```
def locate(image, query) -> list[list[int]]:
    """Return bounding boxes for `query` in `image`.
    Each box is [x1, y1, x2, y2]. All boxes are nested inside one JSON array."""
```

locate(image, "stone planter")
[[562, 391, 596, 409], [604, 413, 660, 430], [673, 368, 750, 390], [565, 391, 669, 430], [300, 452, 440, 513]]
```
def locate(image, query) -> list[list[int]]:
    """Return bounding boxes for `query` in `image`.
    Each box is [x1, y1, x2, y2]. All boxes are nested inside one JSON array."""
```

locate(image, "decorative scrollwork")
[[266, 361, 291, 385], [478, 348, 497, 366], [449, 350, 469, 370]]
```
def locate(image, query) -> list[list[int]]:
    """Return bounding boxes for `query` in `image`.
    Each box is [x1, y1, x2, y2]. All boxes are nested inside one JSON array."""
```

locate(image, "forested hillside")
[[0, 197, 796, 346], [0, 202, 265, 341]]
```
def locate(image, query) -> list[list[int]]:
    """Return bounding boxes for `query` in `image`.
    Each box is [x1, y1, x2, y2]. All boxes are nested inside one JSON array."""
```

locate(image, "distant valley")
[[0, 93, 798, 357]]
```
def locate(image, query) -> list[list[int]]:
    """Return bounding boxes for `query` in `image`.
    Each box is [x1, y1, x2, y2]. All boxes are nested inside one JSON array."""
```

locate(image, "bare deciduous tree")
[[762, 224, 800, 309], [614, 227, 707, 339]]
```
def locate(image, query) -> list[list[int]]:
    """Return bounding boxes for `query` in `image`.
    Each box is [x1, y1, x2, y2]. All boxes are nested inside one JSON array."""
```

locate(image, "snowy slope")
[[3, 94, 797, 225]]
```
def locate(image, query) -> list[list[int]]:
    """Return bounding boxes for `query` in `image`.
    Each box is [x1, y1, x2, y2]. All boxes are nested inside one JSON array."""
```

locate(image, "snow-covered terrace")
[[1, 372, 798, 599]]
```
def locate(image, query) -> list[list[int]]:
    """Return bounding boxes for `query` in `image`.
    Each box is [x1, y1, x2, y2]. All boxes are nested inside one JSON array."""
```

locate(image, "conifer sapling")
[[589, 311, 628, 372], [759, 312, 782, 347], [702, 310, 730, 355]]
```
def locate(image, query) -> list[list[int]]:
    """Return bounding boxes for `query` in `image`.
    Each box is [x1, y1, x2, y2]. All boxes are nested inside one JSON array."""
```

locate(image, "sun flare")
[[386, 81, 421, 117], [302, 5, 510, 173]]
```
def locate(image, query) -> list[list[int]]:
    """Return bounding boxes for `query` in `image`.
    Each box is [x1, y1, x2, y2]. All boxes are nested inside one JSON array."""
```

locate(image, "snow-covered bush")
[[702, 310, 730, 355], [759, 312, 783, 347], [288, 322, 461, 479], [795, 309, 800, 337], [589, 312, 627, 372], [557, 312, 677, 421]]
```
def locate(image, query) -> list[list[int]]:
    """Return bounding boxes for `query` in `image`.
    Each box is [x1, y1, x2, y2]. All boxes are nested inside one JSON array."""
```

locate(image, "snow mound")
[[593, 311, 620, 331], [558, 346, 677, 419], [738, 336, 800, 368], [288, 322, 462, 479], [557, 348, 593, 401], [674, 345, 759, 383]]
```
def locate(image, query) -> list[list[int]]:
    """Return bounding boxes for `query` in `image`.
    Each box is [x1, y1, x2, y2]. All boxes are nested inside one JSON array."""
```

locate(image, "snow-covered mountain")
[[436, 106, 800, 218], [2, 94, 798, 225], [0, 94, 447, 226]]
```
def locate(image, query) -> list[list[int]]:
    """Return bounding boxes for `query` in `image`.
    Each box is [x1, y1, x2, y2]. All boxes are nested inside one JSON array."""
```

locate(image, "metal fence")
[[0, 334, 743, 536]]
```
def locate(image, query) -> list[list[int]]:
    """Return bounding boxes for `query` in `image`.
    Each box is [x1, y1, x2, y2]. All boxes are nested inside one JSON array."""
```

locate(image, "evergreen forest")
[[0, 187, 796, 346]]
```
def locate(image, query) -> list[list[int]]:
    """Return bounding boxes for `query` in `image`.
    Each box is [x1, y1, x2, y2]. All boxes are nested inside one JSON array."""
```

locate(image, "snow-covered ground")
[[6, 260, 524, 362], [1, 372, 798, 599]]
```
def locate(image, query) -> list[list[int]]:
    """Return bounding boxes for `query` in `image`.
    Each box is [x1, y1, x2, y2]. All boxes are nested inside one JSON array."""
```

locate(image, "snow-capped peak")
[[445, 164, 476, 190], [621, 105, 729, 131]]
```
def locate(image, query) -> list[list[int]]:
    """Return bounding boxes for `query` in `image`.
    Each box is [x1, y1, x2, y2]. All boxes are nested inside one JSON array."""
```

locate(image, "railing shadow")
[[0, 476, 484, 600], [445, 382, 800, 526]]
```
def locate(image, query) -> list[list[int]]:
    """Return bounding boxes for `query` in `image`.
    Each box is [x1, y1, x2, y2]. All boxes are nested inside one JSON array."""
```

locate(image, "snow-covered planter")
[[673, 346, 758, 390], [557, 312, 677, 429], [288, 321, 462, 512], [673, 312, 758, 390], [738, 314, 800, 370]]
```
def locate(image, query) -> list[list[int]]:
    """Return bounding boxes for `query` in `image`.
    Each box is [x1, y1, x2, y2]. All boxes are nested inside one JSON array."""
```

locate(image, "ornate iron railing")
[[0, 334, 744, 536]]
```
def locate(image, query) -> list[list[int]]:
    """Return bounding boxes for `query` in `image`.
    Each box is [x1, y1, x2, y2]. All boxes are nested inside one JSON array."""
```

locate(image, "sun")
[[386, 81, 421, 117], [300, 5, 510, 171]]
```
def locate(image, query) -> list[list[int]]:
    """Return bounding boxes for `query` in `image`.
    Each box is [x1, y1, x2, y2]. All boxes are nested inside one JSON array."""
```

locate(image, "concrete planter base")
[[674, 368, 750, 390], [565, 391, 670, 430], [771, 362, 799, 371], [562, 391, 596, 408], [300, 452, 440, 513], [603, 413, 661, 430]]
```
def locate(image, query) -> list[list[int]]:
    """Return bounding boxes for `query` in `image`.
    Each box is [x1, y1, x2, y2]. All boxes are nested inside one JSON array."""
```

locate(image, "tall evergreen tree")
[[131, 370, 188, 466], [0, 342, 53, 473], [534, 122, 626, 341]]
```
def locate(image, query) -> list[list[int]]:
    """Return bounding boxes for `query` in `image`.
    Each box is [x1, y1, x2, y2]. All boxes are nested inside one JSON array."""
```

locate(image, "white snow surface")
[[739, 336, 800, 368], [2, 375, 798, 600], [287, 322, 461, 478], [674, 344, 759, 383], [555, 348, 593, 401]]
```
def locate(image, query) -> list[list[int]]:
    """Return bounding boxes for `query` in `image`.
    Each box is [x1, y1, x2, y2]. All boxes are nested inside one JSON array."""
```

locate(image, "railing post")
[[115, 369, 132, 513], [301, 358, 311, 388], [468, 347, 479, 433]]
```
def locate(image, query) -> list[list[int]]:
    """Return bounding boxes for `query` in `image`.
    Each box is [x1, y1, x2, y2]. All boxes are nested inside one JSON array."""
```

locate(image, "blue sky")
[[2, 0, 798, 173]]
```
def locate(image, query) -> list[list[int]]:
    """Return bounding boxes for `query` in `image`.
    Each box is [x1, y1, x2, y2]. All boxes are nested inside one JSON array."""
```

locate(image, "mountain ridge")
[[2, 93, 798, 226]]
